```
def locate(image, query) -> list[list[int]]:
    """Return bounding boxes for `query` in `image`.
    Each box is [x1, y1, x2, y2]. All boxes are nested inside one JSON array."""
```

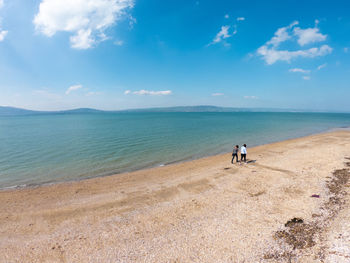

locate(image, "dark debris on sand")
[[263, 159, 350, 262]]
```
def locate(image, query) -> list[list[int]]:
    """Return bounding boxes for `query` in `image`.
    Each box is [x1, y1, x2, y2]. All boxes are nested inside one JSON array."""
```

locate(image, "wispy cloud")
[[209, 25, 231, 45], [34, 89, 62, 100], [244, 95, 258, 99], [317, 63, 327, 70], [66, 84, 83, 95], [344, 47, 348, 53], [212, 93, 224, 96], [289, 68, 310, 74], [114, 40, 124, 46], [257, 21, 332, 65], [86, 91, 102, 96], [208, 16, 245, 46], [266, 21, 298, 48], [127, 90, 172, 96], [303, 76, 311, 80], [33, 0, 134, 49], [0, 0, 7, 42]]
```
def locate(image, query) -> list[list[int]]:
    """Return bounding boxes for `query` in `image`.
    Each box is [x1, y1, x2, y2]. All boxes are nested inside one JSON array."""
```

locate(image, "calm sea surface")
[[0, 112, 350, 189]]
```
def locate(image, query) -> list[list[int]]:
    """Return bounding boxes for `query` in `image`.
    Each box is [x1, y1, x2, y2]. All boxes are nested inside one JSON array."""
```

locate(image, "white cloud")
[[210, 25, 230, 44], [0, 1, 8, 42], [0, 30, 7, 41], [265, 21, 298, 48], [293, 27, 327, 46], [303, 76, 310, 80], [212, 93, 224, 96], [124, 90, 131, 95], [289, 68, 310, 74], [70, 29, 95, 49], [208, 17, 246, 46], [244, 95, 258, 99], [258, 44, 332, 65], [33, 0, 134, 49], [257, 21, 332, 65], [133, 90, 172, 96], [224, 14, 229, 19], [66, 84, 83, 95], [317, 63, 327, 70], [344, 47, 349, 53]]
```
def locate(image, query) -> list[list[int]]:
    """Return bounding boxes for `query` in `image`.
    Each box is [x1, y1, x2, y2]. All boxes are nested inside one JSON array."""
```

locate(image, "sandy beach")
[[1, 130, 350, 262]]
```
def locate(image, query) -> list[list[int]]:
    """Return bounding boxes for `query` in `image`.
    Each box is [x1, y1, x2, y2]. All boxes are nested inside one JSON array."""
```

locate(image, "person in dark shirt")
[[231, 145, 239, 163]]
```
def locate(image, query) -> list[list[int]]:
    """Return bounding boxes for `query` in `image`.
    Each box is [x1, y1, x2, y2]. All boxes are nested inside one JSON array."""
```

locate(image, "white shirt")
[[241, 146, 247, 154]]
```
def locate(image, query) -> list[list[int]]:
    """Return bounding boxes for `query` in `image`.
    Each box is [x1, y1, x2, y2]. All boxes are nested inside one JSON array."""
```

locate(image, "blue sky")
[[0, 0, 349, 111]]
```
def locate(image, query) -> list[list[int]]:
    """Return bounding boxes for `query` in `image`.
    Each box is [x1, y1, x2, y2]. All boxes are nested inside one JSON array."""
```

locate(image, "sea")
[[1, 112, 350, 189]]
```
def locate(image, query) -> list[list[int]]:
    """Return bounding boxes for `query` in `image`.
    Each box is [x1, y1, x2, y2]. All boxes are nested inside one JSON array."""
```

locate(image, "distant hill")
[[123, 106, 237, 112], [0, 106, 42, 116], [60, 108, 104, 114], [0, 105, 333, 116], [122, 105, 298, 113], [0, 106, 103, 116]]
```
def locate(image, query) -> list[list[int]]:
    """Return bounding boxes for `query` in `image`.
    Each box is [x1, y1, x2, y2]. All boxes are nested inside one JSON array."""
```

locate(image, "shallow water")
[[0, 112, 349, 189]]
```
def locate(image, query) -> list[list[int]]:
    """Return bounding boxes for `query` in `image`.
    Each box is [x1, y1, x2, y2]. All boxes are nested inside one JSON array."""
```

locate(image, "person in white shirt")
[[241, 144, 247, 162]]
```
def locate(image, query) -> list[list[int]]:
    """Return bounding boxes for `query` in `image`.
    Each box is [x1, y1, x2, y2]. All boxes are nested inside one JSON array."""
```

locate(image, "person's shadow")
[[246, 160, 257, 164]]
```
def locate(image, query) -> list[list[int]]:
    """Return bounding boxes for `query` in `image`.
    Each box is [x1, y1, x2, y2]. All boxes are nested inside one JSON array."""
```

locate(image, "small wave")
[[0, 183, 27, 191]]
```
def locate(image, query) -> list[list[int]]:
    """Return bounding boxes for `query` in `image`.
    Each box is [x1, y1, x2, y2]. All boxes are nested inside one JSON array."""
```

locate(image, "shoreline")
[[1, 129, 350, 261], [1, 126, 350, 192]]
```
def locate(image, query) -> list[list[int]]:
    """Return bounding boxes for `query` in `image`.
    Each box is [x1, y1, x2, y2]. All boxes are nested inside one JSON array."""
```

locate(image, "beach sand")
[[1, 130, 350, 262]]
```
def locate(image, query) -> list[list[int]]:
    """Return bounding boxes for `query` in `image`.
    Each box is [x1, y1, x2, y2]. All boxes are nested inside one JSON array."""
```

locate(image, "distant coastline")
[[1, 105, 349, 116]]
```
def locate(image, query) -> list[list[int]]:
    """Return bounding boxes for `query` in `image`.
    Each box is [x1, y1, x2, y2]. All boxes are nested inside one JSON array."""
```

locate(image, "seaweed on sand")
[[263, 159, 350, 261]]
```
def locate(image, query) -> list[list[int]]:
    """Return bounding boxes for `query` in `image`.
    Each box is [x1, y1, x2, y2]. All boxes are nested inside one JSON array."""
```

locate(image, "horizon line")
[[1, 105, 350, 114]]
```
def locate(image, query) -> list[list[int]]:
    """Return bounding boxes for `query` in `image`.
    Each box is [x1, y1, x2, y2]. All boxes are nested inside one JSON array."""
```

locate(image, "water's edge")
[[2, 127, 349, 192]]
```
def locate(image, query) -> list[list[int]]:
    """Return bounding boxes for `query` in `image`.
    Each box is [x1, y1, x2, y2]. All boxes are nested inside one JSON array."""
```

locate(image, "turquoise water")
[[0, 112, 350, 189]]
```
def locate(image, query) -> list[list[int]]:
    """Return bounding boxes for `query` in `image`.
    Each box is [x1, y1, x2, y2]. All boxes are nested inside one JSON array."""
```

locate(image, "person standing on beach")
[[241, 144, 247, 162], [231, 145, 239, 163]]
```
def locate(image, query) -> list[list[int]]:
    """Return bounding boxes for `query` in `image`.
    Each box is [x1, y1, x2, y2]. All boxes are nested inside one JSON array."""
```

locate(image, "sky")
[[0, 0, 350, 111]]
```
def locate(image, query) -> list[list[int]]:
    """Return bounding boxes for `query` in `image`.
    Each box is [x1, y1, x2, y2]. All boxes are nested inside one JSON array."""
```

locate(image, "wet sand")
[[1, 130, 350, 262]]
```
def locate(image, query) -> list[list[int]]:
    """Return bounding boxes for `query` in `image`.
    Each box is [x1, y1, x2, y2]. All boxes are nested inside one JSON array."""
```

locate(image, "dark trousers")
[[231, 153, 238, 163], [241, 154, 246, 162]]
